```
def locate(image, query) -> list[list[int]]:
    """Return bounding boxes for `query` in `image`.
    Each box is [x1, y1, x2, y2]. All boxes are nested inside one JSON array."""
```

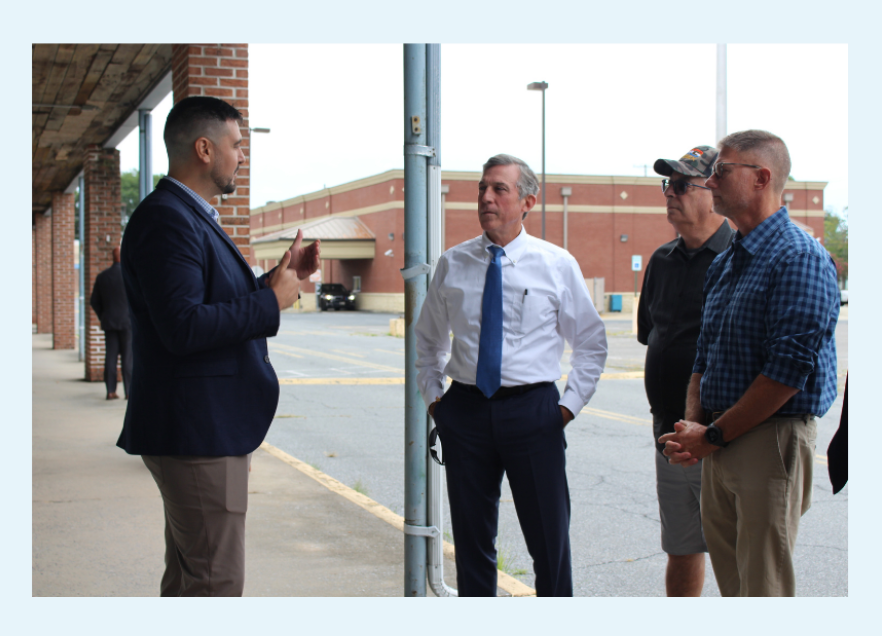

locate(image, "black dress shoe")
[[106, 393, 119, 400]]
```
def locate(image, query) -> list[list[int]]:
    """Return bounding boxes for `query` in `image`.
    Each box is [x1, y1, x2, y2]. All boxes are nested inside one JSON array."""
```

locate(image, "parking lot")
[[264, 307, 848, 596]]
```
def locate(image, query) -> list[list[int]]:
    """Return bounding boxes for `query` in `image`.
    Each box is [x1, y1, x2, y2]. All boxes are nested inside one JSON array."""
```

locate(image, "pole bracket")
[[403, 523, 440, 539], [400, 263, 431, 280], [404, 144, 436, 157]]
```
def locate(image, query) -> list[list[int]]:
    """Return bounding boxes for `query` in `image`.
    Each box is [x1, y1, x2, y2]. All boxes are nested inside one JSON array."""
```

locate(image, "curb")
[[259, 441, 536, 597]]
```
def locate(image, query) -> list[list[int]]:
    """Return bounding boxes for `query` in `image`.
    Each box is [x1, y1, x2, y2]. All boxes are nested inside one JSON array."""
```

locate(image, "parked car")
[[318, 284, 357, 311], [840, 290, 848, 306]]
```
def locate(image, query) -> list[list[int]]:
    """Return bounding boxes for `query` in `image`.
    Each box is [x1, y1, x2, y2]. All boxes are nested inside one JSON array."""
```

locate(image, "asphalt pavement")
[[265, 306, 848, 597]]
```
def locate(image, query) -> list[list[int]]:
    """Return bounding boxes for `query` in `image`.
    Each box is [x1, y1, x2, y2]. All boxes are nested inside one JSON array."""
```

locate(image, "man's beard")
[[212, 166, 237, 195]]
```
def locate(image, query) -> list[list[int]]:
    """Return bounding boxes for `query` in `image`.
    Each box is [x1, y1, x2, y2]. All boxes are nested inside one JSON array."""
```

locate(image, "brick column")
[[171, 43, 251, 260], [52, 192, 76, 349], [34, 212, 53, 334], [83, 145, 122, 382]]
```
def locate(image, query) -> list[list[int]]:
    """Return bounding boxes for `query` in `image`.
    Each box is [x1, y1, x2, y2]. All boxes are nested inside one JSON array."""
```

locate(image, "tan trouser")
[[142, 454, 251, 597], [700, 416, 816, 596]]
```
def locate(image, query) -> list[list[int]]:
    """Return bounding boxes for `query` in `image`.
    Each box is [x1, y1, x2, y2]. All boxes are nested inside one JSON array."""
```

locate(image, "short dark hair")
[[163, 96, 243, 160]]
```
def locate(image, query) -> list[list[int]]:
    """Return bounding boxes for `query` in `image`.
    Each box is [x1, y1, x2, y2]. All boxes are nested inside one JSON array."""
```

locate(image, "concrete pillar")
[[34, 213, 53, 334], [171, 43, 252, 261], [52, 192, 76, 349], [83, 145, 122, 382]]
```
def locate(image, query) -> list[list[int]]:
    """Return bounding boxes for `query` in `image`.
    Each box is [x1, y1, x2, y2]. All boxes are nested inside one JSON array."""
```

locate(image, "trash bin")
[[610, 294, 622, 312]]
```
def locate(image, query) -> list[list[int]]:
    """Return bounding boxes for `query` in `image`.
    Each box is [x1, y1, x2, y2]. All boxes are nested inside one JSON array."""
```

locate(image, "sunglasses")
[[712, 162, 763, 178], [661, 179, 711, 196]]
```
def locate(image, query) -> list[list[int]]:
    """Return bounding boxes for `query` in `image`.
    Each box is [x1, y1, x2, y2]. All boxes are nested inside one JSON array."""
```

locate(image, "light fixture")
[[620, 234, 628, 242], [388, 233, 395, 241], [384, 249, 394, 257], [527, 81, 549, 240]]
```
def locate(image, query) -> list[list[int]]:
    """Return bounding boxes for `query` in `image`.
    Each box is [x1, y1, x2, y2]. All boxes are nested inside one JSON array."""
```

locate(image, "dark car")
[[318, 283, 357, 311]]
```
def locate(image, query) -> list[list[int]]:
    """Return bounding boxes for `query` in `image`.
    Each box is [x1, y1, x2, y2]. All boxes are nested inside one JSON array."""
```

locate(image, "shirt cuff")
[[558, 390, 583, 420], [761, 357, 812, 391]]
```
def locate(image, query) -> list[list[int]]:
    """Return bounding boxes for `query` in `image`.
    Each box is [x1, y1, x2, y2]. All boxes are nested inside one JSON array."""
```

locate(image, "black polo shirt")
[[637, 221, 734, 453]]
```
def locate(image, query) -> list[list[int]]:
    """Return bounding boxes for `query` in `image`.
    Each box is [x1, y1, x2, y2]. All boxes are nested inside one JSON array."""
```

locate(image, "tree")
[[824, 207, 848, 286], [121, 170, 164, 217]]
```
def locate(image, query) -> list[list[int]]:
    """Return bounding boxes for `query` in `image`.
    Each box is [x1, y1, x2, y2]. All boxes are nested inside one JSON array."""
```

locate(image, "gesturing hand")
[[268, 249, 301, 310], [286, 229, 321, 281]]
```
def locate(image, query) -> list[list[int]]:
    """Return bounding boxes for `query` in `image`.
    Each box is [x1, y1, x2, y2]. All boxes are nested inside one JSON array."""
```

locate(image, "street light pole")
[[527, 82, 548, 240]]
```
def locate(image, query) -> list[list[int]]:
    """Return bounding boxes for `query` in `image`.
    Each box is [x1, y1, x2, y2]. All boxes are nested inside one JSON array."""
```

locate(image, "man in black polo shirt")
[[637, 145, 733, 596]]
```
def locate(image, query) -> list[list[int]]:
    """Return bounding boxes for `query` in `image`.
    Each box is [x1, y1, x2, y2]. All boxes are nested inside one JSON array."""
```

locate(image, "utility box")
[[610, 294, 623, 312]]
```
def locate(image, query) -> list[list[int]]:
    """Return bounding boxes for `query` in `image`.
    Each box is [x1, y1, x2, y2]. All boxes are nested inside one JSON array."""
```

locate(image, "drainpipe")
[[560, 187, 571, 251], [138, 109, 153, 204], [425, 43, 457, 598], [78, 174, 85, 361], [402, 43, 429, 597]]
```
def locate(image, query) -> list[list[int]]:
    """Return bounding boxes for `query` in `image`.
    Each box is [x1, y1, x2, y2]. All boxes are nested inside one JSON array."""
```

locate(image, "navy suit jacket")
[[117, 178, 281, 456]]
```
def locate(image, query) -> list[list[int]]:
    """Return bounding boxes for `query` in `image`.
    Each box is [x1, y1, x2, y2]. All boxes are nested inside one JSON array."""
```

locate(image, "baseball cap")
[[653, 145, 719, 178]]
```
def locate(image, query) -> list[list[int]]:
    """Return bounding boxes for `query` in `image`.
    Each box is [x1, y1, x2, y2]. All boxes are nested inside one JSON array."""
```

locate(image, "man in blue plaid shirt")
[[660, 130, 839, 597]]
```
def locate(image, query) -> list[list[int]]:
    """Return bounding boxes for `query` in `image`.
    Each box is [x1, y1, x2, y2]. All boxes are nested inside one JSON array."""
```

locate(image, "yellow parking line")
[[331, 349, 365, 358], [259, 441, 535, 597], [280, 377, 405, 385], [583, 407, 652, 426], [815, 453, 829, 466], [272, 343, 403, 374], [270, 349, 303, 359], [374, 348, 404, 355]]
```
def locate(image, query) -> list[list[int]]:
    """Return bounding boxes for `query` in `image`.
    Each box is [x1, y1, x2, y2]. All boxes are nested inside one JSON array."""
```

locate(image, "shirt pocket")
[[516, 294, 555, 335]]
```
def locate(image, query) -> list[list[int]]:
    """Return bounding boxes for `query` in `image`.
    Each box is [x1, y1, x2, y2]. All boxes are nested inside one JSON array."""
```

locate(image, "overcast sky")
[[118, 43, 848, 217]]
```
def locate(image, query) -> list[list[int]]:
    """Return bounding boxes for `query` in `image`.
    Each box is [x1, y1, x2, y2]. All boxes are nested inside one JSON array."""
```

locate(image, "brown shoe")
[[107, 393, 119, 400]]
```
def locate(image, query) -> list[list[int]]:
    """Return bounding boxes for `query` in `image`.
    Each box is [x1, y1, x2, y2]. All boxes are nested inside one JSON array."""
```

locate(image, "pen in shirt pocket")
[[523, 289, 528, 303]]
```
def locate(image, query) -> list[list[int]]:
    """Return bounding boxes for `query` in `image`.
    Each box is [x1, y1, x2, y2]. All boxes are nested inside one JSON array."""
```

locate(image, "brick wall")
[[34, 213, 53, 334], [83, 146, 122, 382], [52, 192, 76, 349], [171, 43, 251, 260]]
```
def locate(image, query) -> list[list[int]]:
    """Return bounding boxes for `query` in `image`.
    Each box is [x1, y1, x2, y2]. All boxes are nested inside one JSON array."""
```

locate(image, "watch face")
[[706, 425, 721, 445]]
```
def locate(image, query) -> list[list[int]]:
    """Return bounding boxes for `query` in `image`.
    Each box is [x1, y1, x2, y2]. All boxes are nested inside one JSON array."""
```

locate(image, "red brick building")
[[250, 170, 827, 313]]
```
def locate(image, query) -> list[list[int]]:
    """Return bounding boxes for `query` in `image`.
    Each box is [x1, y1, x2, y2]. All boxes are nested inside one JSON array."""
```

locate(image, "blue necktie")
[[476, 245, 504, 398]]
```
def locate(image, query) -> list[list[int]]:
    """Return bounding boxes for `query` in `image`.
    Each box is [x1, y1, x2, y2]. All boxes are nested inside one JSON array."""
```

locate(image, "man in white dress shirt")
[[415, 154, 607, 596]]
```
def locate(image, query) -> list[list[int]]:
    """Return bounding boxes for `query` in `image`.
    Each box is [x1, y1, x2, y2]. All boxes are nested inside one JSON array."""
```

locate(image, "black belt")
[[452, 380, 552, 400], [708, 410, 813, 424]]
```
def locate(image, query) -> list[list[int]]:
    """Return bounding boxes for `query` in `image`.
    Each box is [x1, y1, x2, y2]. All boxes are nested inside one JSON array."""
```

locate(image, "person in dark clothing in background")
[[90, 246, 132, 400], [638, 145, 733, 596]]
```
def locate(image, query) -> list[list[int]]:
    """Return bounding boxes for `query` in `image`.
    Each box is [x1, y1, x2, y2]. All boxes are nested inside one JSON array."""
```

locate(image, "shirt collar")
[[162, 176, 219, 222], [734, 206, 789, 256], [481, 225, 529, 264], [667, 220, 734, 257]]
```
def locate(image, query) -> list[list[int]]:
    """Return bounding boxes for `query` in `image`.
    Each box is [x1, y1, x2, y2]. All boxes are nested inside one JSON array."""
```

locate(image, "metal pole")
[[403, 43, 428, 598], [138, 109, 153, 204], [78, 175, 85, 362], [541, 88, 546, 240], [425, 43, 457, 598], [716, 44, 727, 144]]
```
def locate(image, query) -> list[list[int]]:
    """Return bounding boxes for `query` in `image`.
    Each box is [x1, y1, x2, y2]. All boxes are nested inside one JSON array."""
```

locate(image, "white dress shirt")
[[415, 227, 608, 417]]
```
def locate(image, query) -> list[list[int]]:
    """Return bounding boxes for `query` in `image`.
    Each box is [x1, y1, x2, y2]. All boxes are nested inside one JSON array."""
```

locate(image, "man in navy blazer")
[[118, 96, 319, 596]]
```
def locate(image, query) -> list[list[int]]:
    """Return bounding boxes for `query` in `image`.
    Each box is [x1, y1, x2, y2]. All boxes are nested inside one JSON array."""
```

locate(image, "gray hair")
[[482, 154, 540, 200], [718, 129, 791, 195]]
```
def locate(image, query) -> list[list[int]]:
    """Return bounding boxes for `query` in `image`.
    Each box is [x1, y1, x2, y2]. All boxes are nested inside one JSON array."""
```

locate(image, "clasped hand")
[[658, 420, 714, 466]]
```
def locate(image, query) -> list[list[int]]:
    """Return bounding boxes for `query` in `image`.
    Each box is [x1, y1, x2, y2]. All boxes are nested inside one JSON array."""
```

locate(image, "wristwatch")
[[705, 423, 729, 448]]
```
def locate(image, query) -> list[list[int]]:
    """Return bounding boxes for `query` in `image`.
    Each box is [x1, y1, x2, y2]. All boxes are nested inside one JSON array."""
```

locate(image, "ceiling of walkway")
[[32, 44, 173, 217]]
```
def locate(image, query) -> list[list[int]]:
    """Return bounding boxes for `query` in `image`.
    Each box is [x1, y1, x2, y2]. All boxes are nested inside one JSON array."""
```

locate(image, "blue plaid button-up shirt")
[[694, 207, 839, 417]]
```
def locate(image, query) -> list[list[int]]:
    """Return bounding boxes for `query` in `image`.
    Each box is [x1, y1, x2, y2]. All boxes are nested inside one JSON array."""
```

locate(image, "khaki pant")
[[701, 416, 816, 596], [142, 454, 251, 597]]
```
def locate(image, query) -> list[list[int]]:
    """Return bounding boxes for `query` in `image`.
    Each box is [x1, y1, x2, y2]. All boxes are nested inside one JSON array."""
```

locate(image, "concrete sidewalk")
[[33, 334, 512, 597]]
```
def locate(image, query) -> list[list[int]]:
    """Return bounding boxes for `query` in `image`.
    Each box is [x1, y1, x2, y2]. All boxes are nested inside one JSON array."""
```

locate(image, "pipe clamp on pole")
[[403, 523, 440, 539], [400, 263, 431, 280], [404, 144, 436, 157]]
